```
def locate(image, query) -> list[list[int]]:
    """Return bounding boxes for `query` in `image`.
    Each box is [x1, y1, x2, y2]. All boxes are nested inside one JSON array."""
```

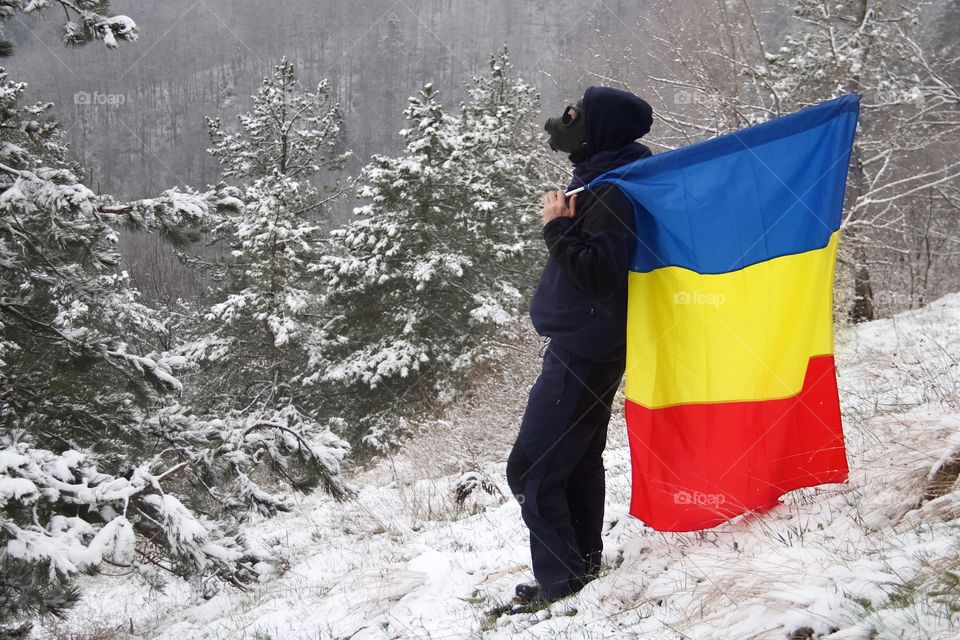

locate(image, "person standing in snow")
[[506, 86, 654, 609]]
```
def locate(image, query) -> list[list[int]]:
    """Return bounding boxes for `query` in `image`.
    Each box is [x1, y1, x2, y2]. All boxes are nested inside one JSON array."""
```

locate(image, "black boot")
[[512, 582, 543, 605], [507, 582, 551, 614]]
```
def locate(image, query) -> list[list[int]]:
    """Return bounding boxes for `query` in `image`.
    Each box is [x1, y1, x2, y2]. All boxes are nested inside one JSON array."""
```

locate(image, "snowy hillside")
[[36, 295, 960, 640]]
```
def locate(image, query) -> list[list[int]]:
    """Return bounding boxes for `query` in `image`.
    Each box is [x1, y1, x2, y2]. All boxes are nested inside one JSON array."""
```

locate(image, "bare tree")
[[580, 0, 960, 321]]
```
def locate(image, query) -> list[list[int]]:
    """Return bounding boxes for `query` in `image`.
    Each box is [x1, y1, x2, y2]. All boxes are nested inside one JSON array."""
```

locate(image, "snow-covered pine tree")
[[173, 57, 352, 512], [312, 49, 551, 449], [456, 48, 555, 321], [0, 64, 269, 633], [0, 12, 349, 632]]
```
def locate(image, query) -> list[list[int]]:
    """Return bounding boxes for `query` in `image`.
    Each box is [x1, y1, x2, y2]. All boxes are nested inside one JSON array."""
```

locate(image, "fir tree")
[[173, 57, 352, 510], [0, 63, 262, 633], [0, 18, 347, 634], [313, 49, 550, 448]]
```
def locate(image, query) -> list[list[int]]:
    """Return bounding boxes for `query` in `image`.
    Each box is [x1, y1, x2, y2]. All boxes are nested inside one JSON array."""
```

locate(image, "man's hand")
[[541, 189, 578, 226]]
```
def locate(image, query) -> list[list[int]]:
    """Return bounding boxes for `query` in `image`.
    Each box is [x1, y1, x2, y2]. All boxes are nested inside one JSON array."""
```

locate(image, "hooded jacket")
[[529, 87, 653, 362]]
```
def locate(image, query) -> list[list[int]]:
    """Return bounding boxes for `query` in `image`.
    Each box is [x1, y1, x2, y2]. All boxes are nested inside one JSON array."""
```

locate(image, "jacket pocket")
[[545, 344, 576, 406], [530, 260, 593, 337]]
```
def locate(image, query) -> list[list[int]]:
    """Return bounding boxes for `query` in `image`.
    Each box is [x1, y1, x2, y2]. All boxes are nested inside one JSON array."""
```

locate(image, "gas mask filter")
[[544, 100, 586, 154]]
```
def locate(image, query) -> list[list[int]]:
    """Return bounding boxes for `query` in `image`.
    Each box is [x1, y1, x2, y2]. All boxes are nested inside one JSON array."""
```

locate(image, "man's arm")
[[541, 184, 637, 299]]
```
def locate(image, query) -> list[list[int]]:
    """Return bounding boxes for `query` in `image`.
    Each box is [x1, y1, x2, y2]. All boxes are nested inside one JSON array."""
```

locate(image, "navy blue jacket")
[[530, 86, 654, 362], [530, 184, 638, 362]]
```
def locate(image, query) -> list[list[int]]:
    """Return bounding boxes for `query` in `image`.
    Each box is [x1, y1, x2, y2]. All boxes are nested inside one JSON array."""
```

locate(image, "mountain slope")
[[36, 295, 960, 640]]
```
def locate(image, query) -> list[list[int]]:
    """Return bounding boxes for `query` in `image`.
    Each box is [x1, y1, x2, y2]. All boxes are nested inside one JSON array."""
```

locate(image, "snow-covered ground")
[[37, 295, 960, 640]]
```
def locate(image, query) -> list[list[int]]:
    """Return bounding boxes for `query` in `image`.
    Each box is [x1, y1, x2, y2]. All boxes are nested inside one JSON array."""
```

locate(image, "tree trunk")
[[850, 245, 875, 323], [844, 135, 875, 323]]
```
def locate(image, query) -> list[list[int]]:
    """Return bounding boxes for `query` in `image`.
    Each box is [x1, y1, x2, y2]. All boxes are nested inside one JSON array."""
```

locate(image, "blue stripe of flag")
[[590, 94, 860, 275]]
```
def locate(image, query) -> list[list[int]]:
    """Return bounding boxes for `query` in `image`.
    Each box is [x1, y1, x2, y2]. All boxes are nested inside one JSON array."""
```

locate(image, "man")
[[505, 86, 654, 609]]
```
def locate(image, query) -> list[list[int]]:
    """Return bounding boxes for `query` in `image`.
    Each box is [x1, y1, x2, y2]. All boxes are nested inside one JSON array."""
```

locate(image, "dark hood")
[[567, 86, 654, 191]]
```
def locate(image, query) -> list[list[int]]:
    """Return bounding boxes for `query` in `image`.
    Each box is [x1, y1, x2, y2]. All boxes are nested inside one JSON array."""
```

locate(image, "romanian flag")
[[590, 95, 860, 531]]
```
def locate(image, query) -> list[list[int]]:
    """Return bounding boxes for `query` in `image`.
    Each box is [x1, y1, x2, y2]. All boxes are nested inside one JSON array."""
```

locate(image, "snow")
[[87, 516, 136, 566], [469, 296, 514, 326], [97, 15, 139, 48], [8, 515, 100, 577], [164, 187, 210, 220], [107, 347, 184, 393], [0, 449, 29, 474], [33, 293, 960, 639], [0, 476, 39, 504]]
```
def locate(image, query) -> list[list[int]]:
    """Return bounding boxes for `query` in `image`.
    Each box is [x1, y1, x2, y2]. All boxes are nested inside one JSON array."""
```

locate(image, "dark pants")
[[506, 341, 625, 599]]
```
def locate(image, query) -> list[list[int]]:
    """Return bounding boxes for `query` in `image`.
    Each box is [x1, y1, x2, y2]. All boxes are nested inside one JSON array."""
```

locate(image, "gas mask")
[[544, 100, 586, 154]]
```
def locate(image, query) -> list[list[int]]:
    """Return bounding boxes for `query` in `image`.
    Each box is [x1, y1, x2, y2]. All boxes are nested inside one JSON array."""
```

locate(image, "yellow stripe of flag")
[[625, 231, 838, 409]]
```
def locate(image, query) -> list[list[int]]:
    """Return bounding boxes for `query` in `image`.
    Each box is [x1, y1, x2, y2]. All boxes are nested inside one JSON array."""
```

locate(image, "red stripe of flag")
[[625, 354, 848, 531]]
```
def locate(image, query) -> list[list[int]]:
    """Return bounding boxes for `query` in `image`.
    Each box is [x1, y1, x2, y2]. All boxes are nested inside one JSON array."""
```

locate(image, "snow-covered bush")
[[0, 431, 268, 627]]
